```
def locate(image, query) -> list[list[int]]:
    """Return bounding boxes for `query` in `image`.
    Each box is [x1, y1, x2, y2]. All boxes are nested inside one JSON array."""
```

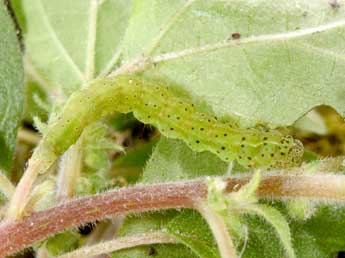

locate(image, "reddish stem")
[[0, 180, 205, 257], [1, 173, 345, 257]]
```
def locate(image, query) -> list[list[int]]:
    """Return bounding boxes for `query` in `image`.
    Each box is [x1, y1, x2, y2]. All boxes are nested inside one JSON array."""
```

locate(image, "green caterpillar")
[[41, 75, 303, 169]]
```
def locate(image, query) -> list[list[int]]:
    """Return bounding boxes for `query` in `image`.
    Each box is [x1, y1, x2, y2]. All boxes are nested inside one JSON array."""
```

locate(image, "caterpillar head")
[[286, 139, 304, 166], [273, 137, 304, 168]]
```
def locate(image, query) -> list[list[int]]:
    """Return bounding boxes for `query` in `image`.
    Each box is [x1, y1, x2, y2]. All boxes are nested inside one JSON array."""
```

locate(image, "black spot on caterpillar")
[[42, 75, 304, 169]]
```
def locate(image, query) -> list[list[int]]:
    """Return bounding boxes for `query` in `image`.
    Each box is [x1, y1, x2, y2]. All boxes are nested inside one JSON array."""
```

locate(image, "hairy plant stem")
[[2, 173, 345, 256], [56, 232, 178, 258], [197, 203, 237, 258], [8, 130, 82, 219], [6, 149, 55, 220]]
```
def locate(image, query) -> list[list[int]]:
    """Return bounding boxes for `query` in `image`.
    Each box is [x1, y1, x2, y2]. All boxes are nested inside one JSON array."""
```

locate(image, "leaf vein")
[[145, 0, 196, 56], [151, 19, 345, 64], [84, 0, 99, 83], [290, 42, 345, 63], [36, 0, 86, 84]]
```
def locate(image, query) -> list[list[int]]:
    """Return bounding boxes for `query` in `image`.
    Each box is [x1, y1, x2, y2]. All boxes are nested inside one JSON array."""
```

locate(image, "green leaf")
[[292, 205, 345, 258], [112, 141, 157, 183], [143, 138, 228, 183], [118, 211, 179, 236], [15, 0, 132, 96], [82, 122, 124, 171], [166, 210, 220, 258], [245, 204, 295, 258], [240, 203, 345, 258], [204, 172, 294, 257], [206, 173, 261, 239], [23, 80, 48, 123], [241, 213, 286, 258], [113, 211, 198, 258], [121, 0, 345, 125], [232, 203, 345, 258], [44, 230, 80, 256], [0, 1, 24, 174]]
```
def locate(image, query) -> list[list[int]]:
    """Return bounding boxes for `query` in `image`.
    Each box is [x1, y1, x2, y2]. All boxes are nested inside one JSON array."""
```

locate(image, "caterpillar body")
[[43, 75, 303, 169]]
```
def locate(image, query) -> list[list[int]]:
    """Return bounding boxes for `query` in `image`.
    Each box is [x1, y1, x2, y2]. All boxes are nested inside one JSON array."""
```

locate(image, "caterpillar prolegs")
[[43, 75, 304, 169]]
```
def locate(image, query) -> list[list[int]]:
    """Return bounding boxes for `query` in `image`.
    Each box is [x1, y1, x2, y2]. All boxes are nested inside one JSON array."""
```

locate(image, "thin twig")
[[5, 155, 51, 219], [1, 173, 345, 257], [56, 232, 178, 258]]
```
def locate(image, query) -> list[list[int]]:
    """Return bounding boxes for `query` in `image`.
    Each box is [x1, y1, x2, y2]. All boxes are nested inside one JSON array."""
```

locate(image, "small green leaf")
[[167, 210, 219, 258], [241, 213, 286, 258], [113, 142, 156, 168], [118, 211, 179, 236], [286, 200, 316, 221], [205, 172, 294, 257], [206, 172, 261, 239], [245, 204, 295, 258], [110, 113, 138, 131], [27, 178, 55, 212], [207, 177, 228, 214], [143, 138, 228, 183], [44, 230, 80, 256], [0, 1, 24, 174], [82, 122, 124, 171], [23, 80, 49, 123]]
